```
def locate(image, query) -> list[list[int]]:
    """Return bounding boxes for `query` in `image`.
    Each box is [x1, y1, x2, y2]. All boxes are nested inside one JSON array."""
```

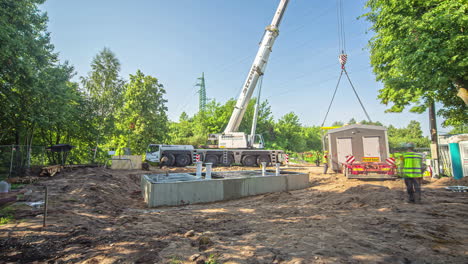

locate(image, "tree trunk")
[[428, 101, 439, 177]]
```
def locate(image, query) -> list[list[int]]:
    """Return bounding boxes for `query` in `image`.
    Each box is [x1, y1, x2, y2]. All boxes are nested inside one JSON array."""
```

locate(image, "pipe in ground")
[[205, 163, 212, 179]]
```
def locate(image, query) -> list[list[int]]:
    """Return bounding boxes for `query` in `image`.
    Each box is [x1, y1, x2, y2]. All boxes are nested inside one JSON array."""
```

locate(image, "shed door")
[[460, 142, 468, 176], [363, 136, 381, 159], [337, 137, 353, 164]]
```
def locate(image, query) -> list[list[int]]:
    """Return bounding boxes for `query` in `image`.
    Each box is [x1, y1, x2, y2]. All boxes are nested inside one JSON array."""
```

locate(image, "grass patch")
[[0, 206, 15, 225], [207, 254, 222, 264], [168, 256, 182, 264], [0, 215, 14, 225], [10, 183, 24, 190]]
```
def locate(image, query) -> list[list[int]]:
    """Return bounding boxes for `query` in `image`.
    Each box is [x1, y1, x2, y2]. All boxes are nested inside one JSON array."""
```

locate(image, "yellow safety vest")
[[402, 152, 423, 178]]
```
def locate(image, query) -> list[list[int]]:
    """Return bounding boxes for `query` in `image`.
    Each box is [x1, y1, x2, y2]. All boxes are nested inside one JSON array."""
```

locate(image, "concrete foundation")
[[141, 170, 309, 207]]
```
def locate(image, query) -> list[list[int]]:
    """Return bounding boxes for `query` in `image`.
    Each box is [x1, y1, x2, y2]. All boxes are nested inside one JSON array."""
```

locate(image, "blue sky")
[[41, 0, 446, 135]]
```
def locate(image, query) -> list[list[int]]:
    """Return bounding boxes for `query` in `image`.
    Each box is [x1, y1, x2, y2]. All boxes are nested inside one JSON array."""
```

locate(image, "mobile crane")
[[146, 0, 290, 167]]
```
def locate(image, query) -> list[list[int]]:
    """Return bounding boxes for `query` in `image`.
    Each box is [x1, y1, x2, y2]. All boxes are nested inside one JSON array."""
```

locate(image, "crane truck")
[[146, 0, 290, 167]]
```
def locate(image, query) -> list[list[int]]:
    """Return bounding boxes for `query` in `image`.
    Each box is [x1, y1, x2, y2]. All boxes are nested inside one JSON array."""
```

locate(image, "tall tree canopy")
[[81, 48, 125, 158], [363, 0, 467, 126], [0, 0, 56, 144], [115, 70, 169, 154], [272, 112, 306, 152], [387, 120, 431, 149]]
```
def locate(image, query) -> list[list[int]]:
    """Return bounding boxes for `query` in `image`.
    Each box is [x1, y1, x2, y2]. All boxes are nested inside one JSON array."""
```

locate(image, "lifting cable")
[[321, 0, 372, 127]]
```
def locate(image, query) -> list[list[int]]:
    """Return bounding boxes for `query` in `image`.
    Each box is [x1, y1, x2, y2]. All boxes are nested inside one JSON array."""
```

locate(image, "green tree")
[[238, 99, 275, 145], [168, 112, 196, 145], [168, 98, 276, 147], [0, 0, 56, 145], [81, 48, 125, 159], [272, 112, 306, 152], [302, 126, 322, 151], [34, 63, 98, 164], [360, 120, 383, 126], [331, 121, 344, 127], [115, 70, 168, 154], [363, 0, 467, 126], [449, 124, 468, 134], [387, 120, 431, 149]]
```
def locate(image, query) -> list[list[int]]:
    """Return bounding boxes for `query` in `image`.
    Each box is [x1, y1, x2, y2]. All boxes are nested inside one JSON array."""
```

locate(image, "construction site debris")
[[185, 230, 195, 237], [7, 176, 39, 184], [0, 181, 9, 193], [445, 186, 468, 192], [39, 165, 63, 177]]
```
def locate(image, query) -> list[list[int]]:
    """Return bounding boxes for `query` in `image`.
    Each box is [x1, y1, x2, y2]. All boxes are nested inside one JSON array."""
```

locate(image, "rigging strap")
[[321, 70, 344, 127], [343, 68, 372, 123], [321, 68, 372, 126]]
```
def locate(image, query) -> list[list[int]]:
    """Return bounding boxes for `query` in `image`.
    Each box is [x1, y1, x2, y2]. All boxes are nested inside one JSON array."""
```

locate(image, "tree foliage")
[[363, 0, 467, 126], [387, 120, 430, 149], [114, 70, 169, 154], [271, 112, 306, 152], [0, 0, 55, 145], [81, 48, 125, 148]]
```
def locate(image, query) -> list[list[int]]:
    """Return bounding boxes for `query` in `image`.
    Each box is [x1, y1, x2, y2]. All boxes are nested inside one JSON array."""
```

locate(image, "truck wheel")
[[242, 155, 257, 167], [221, 154, 234, 166], [257, 155, 271, 166], [161, 153, 175, 166], [175, 154, 191, 167], [205, 155, 218, 166]]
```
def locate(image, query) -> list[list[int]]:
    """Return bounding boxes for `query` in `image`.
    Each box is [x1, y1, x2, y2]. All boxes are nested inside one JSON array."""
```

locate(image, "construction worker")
[[323, 151, 329, 174], [401, 143, 425, 203]]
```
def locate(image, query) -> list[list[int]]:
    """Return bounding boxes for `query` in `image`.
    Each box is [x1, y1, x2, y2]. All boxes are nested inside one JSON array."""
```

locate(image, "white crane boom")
[[223, 0, 290, 133]]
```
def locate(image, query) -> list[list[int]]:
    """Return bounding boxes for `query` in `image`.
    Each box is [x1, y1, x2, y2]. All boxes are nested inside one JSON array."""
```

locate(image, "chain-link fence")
[[0, 145, 47, 179], [0, 144, 139, 180]]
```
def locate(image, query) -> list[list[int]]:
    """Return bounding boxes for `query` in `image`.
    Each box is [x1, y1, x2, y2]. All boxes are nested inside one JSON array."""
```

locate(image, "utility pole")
[[429, 100, 440, 178], [195, 72, 207, 112]]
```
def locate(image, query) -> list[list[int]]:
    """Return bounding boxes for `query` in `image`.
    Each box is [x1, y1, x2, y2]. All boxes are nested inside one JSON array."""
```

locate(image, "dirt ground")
[[1, 164, 467, 264]]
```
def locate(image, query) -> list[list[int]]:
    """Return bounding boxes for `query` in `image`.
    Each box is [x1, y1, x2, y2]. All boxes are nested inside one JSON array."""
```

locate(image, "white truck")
[[146, 0, 289, 167], [146, 144, 284, 167]]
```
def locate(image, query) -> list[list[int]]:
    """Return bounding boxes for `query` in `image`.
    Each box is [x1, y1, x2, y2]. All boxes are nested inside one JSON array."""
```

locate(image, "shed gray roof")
[[327, 124, 387, 134]]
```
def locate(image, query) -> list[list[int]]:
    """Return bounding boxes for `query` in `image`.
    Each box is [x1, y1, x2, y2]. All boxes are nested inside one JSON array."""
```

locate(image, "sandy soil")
[[1, 165, 467, 264]]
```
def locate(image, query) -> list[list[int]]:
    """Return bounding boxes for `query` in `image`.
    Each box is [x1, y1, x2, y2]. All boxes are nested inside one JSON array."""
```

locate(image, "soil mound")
[[317, 184, 399, 207], [434, 176, 468, 187]]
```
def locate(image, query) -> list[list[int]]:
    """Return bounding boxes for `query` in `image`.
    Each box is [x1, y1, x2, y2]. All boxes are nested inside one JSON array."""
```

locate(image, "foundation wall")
[[141, 172, 310, 207]]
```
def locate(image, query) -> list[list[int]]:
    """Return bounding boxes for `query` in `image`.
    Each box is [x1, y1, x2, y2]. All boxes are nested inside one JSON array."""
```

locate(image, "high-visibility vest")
[[402, 152, 423, 178], [323, 154, 328, 163]]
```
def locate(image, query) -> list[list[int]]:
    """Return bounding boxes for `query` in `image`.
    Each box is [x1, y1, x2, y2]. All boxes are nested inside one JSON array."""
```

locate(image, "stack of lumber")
[[40, 165, 63, 177]]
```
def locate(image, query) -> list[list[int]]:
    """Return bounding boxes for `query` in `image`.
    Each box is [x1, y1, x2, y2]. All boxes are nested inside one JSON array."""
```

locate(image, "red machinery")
[[342, 155, 398, 179]]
